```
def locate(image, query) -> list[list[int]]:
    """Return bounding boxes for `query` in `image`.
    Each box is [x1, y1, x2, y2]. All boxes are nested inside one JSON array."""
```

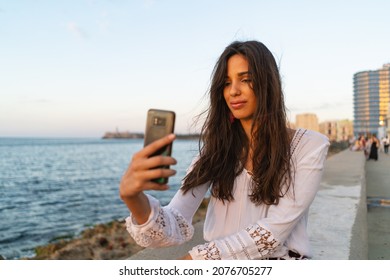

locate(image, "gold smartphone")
[[144, 109, 175, 184]]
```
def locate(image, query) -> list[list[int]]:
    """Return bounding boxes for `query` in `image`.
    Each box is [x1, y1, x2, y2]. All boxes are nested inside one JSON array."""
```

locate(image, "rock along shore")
[[26, 199, 209, 260]]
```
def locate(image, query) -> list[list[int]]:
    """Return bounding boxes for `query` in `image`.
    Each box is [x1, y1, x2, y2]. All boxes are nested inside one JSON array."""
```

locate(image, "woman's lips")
[[230, 101, 246, 109]]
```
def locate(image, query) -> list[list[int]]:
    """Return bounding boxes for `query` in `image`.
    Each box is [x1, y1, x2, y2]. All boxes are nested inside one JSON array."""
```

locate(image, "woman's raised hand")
[[119, 134, 177, 201]]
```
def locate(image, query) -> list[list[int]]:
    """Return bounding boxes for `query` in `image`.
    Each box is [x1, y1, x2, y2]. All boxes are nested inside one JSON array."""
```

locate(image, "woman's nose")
[[229, 82, 241, 96]]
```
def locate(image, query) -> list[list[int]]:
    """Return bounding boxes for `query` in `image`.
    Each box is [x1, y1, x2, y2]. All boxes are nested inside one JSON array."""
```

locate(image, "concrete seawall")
[[130, 149, 367, 260], [308, 149, 367, 259]]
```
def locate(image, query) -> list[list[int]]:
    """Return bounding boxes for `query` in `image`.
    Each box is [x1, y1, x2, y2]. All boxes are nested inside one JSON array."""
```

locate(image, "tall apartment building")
[[353, 63, 390, 137], [295, 113, 319, 132]]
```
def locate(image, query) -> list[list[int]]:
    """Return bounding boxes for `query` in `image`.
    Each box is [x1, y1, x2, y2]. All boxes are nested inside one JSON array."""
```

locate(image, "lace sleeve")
[[189, 223, 280, 260], [125, 194, 194, 248]]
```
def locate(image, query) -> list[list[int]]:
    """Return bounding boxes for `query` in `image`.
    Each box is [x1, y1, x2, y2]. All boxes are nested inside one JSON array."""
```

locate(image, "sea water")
[[0, 138, 199, 259]]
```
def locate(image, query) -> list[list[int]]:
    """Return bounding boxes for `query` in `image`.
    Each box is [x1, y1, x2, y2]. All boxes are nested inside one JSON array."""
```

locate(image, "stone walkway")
[[366, 150, 390, 260]]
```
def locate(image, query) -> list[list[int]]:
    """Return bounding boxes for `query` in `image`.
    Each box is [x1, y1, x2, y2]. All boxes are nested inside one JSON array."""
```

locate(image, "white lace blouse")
[[125, 128, 330, 260]]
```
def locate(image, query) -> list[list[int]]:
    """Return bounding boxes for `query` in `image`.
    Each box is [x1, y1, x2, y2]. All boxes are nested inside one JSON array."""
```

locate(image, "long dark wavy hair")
[[182, 40, 293, 205]]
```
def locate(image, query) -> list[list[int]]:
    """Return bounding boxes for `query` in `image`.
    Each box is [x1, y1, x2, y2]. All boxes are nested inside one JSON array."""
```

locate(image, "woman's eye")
[[242, 79, 252, 83], [224, 81, 231, 87]]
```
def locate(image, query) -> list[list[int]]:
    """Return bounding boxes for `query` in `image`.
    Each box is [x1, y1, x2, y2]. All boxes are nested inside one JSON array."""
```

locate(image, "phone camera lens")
[[153, 117, 166, 126]]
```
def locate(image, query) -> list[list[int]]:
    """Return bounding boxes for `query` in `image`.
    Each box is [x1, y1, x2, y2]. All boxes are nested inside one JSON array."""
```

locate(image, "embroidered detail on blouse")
[[224, 240, 237, 260], [175, 210, 192, 239], [236, 234, 251, 259], [128, 207, 193, 247], [245, 224, 280, 257], [194, 242, 222, 260], [129, 208, 166, 246], [291, 129, 307, 156]]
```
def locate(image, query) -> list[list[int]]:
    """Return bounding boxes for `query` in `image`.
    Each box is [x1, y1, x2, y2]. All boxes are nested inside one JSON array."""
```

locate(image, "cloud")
[[67, 22, 88, 39]]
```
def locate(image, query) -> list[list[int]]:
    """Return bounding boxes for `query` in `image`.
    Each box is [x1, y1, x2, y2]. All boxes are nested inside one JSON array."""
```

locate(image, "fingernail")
[[168, 134, 176, 140]]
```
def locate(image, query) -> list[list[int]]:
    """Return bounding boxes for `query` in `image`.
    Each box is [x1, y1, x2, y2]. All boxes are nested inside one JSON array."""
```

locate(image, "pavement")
[[366, 150, 390, 260]]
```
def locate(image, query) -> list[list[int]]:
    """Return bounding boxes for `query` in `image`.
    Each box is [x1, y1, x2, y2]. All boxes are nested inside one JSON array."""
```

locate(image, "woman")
[[367, 134, 379, 161], [119, 40, 329, 260]]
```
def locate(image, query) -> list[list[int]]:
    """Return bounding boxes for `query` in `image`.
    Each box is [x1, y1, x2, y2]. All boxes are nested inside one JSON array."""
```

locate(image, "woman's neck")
[[240, 119, 252, 142], [240, 119, 254, 173]]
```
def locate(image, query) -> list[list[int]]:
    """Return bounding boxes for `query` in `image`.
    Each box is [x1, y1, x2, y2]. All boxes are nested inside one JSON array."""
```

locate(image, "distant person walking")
[[383, 136, 389, 154], [361, 136, 369, 157], [367, 134, 380, 161]]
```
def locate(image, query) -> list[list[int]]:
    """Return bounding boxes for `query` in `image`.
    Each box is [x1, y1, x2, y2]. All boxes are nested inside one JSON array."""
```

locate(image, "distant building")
[[295, 113, 319, 132], [337, 119, 354, 141], [353, 63, 390, 137], [319, 120, 353, 142], [319, 121, 337, 141]]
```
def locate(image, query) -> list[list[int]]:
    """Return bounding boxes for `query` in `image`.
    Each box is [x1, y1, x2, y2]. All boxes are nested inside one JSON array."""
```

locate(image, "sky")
[[1, 0, 390, 138]]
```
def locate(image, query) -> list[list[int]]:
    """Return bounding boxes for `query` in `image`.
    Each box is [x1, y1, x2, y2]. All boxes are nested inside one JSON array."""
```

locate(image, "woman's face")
[[223, 54, 257, 124]]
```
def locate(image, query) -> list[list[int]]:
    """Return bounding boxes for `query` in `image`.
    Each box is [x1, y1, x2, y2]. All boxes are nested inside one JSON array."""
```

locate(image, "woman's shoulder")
[[303, 129, 329, 143], [291, 128, 330, 156], [291, 128, 329, 143]]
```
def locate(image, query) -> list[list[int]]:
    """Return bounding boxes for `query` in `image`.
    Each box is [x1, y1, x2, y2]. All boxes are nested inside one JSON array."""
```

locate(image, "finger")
[[120, 179, 170, 199], [119, 168, 174, 197], [141, 181, 171, 191], [135, 134, 176, 159], [143, 156, 177, 171], [139, 168, 177, 182], [133, 155, 177, 171]]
